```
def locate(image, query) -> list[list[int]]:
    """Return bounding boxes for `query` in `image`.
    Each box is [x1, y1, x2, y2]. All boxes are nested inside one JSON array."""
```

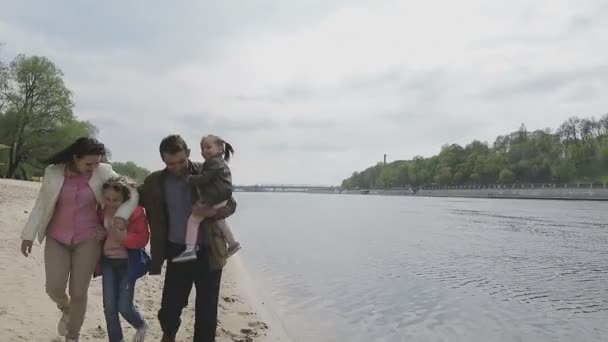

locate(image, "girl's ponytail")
[[223, 141, 234, 162]]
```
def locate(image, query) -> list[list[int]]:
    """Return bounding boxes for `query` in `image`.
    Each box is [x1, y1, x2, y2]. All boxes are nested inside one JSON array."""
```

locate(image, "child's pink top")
[[96, 206, 150, 258], [102, 213, 128, 259]]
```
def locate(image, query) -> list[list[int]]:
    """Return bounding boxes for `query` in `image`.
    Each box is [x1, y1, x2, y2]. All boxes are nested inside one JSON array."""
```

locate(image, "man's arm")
[[137, 181, 146, 206], [137, 172, 156, 207], [193, 196, 236, 220], [214, 196, 236, 220]]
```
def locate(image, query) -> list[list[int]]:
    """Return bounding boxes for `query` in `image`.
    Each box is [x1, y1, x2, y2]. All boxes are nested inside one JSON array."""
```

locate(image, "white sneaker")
[[57, 310, 69, 336], [227, 242, 242, 258], [133, 321, 148, 342], [172, 249, 197, 263]]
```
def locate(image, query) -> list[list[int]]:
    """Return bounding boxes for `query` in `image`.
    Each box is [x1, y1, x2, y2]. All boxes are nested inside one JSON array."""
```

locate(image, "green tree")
[[341, 114, 608, 188], [377, 163, 406, 188], [434, 167, 452, 185], [550, 159, 576, 183], [0, 54, 94, 179], [111, 161, 151, 183], [452, 170, 466, 184], [498, 169, 515, 183]]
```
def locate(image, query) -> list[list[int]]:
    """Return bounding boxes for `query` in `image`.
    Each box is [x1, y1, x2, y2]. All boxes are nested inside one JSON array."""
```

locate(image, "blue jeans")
[[102, 258, 145, 342]]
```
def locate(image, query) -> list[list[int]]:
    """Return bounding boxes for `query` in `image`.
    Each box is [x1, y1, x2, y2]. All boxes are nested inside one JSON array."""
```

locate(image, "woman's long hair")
[[45, 137, 107, 165]]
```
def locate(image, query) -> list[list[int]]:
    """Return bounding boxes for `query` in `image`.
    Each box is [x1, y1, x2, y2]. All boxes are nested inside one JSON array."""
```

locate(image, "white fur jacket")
[[20, 163, 139, 243]]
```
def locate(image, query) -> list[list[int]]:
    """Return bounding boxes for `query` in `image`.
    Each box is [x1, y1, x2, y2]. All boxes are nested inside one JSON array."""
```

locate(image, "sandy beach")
[[0, 178, 285, 342]]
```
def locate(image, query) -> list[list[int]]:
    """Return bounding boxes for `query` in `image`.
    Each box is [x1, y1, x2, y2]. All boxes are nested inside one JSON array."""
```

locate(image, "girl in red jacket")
[[96, 177, 150, 342]]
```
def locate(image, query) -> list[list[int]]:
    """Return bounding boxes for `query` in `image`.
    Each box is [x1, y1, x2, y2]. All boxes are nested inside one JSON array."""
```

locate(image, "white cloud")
[[1, 0, 607, 185]]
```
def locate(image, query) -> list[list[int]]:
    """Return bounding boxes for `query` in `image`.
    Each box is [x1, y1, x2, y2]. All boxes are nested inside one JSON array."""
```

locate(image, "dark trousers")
[[158, 242, 223, 342]]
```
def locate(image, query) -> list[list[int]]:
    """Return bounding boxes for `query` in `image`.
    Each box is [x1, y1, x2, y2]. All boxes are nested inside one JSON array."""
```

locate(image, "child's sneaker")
[[133, 321, 148, 342], [172, 249, 197, 263], [227, 242, 241, 258]]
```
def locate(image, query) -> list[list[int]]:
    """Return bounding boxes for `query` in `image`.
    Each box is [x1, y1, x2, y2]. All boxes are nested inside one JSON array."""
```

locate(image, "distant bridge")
[[234, 184, 340, 193]]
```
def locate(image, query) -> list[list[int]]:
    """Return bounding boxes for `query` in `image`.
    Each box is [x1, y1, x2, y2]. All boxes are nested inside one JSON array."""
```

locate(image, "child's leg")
[[215, 220, 236, 245], [211, 200, 241, 257], [102, 260, 124, 342], [184, 213, 205, 250], [117, 270, 145, 329], [211, 200, 238, 244], [173, 212, 205, 263], [115, 262, 148, 341], [216, 219, 241, 257], [184, 187, 205, 249], [211, 201, 231, 242]]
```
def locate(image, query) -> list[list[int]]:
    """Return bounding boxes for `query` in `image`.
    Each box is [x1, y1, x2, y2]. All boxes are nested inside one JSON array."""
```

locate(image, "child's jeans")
[[102, 258, 145, 342]]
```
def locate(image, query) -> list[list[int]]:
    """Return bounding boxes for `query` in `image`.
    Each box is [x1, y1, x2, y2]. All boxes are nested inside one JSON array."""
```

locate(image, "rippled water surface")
[[231, 193, 608, 342]]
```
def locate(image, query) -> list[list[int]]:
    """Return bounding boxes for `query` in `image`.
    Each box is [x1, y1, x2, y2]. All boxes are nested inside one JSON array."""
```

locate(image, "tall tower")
[[383, 154, 387, 165]]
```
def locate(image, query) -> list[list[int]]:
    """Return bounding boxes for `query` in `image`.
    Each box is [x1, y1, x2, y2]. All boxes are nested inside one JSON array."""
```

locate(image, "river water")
[[230, 193, 608, 342]]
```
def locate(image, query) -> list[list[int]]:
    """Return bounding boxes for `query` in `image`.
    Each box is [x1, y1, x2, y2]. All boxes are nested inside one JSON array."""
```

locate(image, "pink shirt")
[[102, 214, 128, 259], [47, 170, 99, 245]]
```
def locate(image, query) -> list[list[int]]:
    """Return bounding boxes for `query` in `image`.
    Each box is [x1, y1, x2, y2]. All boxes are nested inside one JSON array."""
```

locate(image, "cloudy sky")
[[1, 0, 607, 185]]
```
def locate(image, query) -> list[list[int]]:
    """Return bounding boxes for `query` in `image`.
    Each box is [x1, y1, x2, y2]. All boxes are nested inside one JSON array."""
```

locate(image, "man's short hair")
[[159, 134, 189, 156]]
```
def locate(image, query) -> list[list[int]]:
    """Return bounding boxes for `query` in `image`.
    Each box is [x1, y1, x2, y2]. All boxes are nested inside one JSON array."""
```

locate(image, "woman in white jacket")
[[20, 137, 139, 342]]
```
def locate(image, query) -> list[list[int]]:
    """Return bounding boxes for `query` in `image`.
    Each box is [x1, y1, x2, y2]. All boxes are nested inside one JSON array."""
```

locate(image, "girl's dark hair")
[[204, 134, 235, 162], [102, 176, 137, 202], [45, 137, 107, 165]]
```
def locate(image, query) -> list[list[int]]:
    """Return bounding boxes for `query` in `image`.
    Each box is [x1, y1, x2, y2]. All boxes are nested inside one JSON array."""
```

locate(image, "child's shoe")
[[227, 242, 242, 258], [172, 248, 197, 263]]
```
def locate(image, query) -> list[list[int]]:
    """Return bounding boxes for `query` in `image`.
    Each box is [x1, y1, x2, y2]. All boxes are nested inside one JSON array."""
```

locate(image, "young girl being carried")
[[172, 134, 241, 263], [96, 177, 150, 342]]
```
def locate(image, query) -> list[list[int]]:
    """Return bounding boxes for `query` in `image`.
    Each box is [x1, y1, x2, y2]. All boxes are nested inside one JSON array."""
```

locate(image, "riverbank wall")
[[415, 187, 608, 201]]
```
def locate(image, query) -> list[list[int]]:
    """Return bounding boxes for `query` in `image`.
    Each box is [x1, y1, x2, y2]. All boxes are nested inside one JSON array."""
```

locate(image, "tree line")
[[0, 50, 150, 182], [341, 116, 608, 190]]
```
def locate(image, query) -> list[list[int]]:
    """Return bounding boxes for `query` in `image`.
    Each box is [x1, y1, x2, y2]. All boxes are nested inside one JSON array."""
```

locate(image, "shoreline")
[[412, 194, 608, 201], [0, 178, 286, 342], [413, 187, 608, 201], [237, 188, 608, 201]]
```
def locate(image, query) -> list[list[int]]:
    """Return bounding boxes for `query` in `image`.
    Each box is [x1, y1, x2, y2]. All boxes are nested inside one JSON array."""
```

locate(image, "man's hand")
[[191, 201, 218, 218], [112, 217, 127, 231], [21, 240, 33, 257]]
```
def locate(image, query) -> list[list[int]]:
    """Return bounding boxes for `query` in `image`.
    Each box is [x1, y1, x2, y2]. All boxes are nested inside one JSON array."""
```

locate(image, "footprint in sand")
[[219, 327, 241, 340], [234, 337, 254, 342], [222, 296, 242, 303], [86, 325, 107, 339], [240, 324, 268, 336], [240, 328, 258, 336], [248, 321, 269, 330]]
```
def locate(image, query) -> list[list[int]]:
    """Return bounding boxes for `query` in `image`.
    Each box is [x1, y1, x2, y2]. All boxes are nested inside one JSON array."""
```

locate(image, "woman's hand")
[[96, 225, 107, 241], [21, 240, 33, 257]]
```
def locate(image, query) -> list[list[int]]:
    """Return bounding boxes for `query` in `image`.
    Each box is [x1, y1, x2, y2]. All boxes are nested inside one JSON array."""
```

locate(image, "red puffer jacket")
[[93, 205, 150, 277]]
